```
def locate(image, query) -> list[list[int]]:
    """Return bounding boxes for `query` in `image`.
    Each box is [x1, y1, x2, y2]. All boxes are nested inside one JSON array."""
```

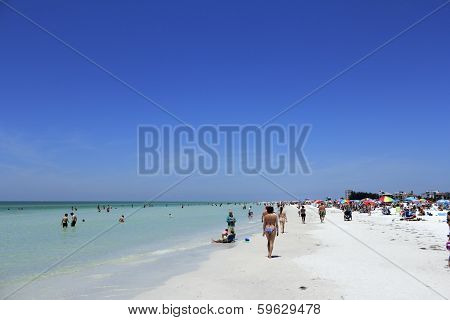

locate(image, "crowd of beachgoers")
[[215, 198, 450, 265], [54, 198, 450, 265]]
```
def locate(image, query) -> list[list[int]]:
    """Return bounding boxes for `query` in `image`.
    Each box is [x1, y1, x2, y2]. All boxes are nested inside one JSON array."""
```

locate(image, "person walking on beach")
[[299, 205, 306, 224], [61, 213, 69, 228], [227, 210, 236, 233], [318, 204, 326, 223], [446, 234, 450, 268], [70, 212, 77, 227], [263, 206, 278, 258], [278, 206, 287, 233]]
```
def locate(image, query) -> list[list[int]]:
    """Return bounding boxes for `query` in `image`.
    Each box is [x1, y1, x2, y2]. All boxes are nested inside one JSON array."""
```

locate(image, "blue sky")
[[0, 0, 449, 200]]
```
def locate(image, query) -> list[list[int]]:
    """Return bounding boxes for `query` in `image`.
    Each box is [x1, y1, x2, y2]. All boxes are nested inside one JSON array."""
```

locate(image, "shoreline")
[[136, 205, 450, 300], [136, 205, 340, 299]]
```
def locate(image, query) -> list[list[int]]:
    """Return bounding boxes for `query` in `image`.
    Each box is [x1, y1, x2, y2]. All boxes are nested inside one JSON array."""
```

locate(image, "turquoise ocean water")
[[0, 201, 263, 299]]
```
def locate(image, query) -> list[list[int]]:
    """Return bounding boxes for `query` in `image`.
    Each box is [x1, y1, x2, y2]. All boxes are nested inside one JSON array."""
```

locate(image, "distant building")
[[345, 190, 353, 200], [421, 190, 450, 200], [392, 191, 415, 200]]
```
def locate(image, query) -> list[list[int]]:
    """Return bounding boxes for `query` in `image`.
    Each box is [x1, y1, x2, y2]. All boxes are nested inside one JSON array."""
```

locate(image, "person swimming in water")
[[119, 215, 125, 223], [61, 213, 69, 228], [263, 206, 278, 258]]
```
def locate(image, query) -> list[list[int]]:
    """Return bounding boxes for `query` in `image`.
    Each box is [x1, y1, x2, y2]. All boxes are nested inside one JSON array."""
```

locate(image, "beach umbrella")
[[340, 199, 350, 204], [379, 196, 394, 203], [437, 199, 450, 204], [404, 196, 418, 202], [363, 199, 375, 206]]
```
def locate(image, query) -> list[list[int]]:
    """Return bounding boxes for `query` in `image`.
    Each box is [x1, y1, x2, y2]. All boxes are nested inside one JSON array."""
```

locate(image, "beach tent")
[[379, 196, 394, 203]]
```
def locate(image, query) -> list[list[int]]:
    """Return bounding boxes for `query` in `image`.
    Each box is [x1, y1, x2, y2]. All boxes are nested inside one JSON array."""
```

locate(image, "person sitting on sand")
[[382, 207, 391, 215], [119, 215, 125, 223], [212, 230, 235, 243], [221, 229, 229, 240], [61, 213, 69, 228], [402, 209, 417, 221], [278, 206, 287, 233], [263, 206, 278, 258]]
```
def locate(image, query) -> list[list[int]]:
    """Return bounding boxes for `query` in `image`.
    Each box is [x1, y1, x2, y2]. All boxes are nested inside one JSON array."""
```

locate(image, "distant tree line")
[[348, 191, 379, 200]]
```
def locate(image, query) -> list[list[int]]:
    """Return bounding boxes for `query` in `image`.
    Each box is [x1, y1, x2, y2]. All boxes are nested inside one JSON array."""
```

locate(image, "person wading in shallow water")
[[70, 212, 77, 227], [227, 210, 236, 233], [263, 206, 278, 259], [61, 213, 69, 228]]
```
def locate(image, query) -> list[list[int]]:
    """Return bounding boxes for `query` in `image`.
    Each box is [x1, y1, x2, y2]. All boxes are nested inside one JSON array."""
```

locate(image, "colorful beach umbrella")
[[340, 199, 350, 204], [379, 196, 394, 203]]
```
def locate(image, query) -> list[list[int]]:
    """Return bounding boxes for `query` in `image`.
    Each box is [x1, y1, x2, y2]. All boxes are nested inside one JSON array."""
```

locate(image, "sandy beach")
[[137, 205, 450, 300]]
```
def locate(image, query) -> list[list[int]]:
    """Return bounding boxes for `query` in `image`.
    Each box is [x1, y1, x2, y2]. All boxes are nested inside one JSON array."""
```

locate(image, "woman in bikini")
[[263, 206, 278, 258], [278, 206, 287, 233]]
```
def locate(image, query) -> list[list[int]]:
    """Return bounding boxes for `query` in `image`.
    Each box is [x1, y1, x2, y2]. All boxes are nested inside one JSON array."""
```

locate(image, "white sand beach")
[[137, 205, 450, 300]]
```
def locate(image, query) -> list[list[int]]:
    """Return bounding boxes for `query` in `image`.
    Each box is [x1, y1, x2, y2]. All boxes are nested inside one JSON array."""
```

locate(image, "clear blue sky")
[[1, 0, 449, 201]]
